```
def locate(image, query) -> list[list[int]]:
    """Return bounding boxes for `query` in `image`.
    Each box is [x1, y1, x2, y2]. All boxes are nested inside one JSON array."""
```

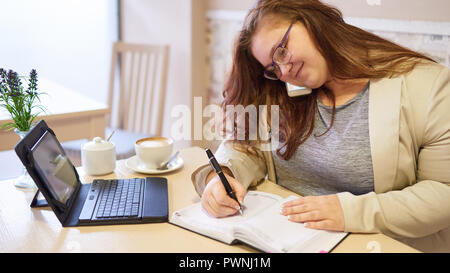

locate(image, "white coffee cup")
[[135, 137, 173, 169]]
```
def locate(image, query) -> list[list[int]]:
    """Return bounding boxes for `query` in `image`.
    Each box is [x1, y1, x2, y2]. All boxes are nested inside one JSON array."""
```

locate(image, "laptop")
[[15, 120, 168, 227]]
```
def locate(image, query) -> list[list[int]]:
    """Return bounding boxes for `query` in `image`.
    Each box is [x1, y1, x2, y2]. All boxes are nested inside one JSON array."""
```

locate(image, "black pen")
[[205, 149, 243, 215]]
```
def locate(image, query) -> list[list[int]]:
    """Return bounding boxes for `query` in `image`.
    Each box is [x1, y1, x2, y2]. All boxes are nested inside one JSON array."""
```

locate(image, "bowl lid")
[[83, 136, 115, 151]]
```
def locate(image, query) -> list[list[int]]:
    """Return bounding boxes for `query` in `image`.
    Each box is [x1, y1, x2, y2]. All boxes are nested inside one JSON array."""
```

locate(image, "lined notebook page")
[[236, 196, 347, 253], [170, 191, 282, 244]]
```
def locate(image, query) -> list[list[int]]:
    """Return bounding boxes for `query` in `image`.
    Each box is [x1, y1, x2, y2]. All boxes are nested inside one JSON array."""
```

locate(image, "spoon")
[[106, 130, 115, 142], [158, 151, 180, 170]]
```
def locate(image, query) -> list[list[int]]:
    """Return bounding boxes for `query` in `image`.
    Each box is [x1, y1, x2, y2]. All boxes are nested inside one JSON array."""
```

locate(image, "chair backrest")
[[107, 42, 169, 136]]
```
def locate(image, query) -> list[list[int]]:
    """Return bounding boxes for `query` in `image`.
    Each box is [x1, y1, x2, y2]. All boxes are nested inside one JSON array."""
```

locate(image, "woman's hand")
[[280, 194, 345, 231], [201, 172, 246, 218]]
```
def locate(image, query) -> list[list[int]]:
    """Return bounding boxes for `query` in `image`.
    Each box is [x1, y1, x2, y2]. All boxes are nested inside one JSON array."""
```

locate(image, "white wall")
[[0, 0, 118, 104], [121, 0, 192, 110], [121, 0, 208, 149], [207, 0, 450, 22]]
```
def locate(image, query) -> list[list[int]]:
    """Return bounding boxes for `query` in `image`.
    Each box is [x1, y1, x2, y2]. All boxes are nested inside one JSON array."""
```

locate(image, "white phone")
[[286, 82, 312, 97]]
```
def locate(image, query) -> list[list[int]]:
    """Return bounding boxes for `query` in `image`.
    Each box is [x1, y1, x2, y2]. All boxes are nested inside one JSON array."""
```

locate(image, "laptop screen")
[[31, 130, 78, 204]]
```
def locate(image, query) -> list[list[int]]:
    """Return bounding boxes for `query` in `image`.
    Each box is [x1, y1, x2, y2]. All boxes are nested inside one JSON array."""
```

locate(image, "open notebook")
[[170, 191, 348, 253]]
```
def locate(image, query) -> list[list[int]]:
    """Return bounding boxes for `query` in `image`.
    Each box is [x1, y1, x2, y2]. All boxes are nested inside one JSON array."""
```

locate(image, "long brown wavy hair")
[[221, 0, 435, 160]]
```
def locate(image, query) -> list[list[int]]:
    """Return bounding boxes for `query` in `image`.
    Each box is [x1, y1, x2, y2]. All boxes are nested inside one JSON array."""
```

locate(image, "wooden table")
[[0, 78, 108, 151], [0, 147, 420, 253]]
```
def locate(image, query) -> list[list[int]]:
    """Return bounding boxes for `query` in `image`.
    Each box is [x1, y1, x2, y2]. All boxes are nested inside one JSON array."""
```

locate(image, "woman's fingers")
[[281, 203, 312, 215], [201, 175, 244, 218], [202, 191, 236, 218], [231, 180, 247, 205], [282, 196, 314, 208], [304, 220, 336, 230], [212, 180, 241, 209], [280, 195, 345, 231], [286, 210, 322, 223]]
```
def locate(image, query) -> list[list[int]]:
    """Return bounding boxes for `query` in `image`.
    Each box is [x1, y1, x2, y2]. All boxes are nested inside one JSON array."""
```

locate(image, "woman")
[[192, 0, 450, 252]]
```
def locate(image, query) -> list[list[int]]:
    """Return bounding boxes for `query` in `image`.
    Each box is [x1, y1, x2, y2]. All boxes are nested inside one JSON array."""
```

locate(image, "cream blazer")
[[192, 61, 450, 252]]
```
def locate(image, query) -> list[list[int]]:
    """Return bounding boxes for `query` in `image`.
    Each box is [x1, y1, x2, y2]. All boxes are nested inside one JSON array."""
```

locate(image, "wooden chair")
[[62, 42, 170, 166]]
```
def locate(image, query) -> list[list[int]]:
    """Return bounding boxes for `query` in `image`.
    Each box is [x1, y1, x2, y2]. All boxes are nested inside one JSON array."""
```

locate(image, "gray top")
[[273, 83, 374, 196]]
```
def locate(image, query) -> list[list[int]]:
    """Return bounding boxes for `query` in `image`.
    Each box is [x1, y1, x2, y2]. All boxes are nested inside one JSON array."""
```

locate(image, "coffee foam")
[[136, 137, 171, 148], [138, 140, 168, 147]]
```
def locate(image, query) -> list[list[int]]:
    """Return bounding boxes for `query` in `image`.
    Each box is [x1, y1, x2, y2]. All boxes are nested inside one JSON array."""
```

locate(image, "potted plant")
[[0, 68, 46, 188]]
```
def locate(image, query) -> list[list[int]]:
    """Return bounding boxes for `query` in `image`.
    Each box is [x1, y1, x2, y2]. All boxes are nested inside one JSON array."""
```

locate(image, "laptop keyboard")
[[95, 178, 143, 218]]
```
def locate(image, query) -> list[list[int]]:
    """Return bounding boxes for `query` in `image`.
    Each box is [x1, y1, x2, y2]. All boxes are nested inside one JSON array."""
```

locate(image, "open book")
[[170, 191, 348, 253]]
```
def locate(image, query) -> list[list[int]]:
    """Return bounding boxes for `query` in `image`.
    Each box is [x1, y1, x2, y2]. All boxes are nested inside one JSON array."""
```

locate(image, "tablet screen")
[[31, 131, 77, 204]]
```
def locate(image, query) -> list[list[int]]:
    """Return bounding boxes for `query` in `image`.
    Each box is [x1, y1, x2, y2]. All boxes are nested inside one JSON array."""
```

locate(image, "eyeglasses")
[[263, 23, 294, 81]]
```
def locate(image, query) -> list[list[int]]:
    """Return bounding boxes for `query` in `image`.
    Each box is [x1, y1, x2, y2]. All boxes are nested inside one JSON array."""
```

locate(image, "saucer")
[[125, 155, 184, 174]]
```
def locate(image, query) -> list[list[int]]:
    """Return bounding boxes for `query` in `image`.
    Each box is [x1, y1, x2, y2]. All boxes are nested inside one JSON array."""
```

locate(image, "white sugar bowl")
[[81, 136, 116, 175]]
